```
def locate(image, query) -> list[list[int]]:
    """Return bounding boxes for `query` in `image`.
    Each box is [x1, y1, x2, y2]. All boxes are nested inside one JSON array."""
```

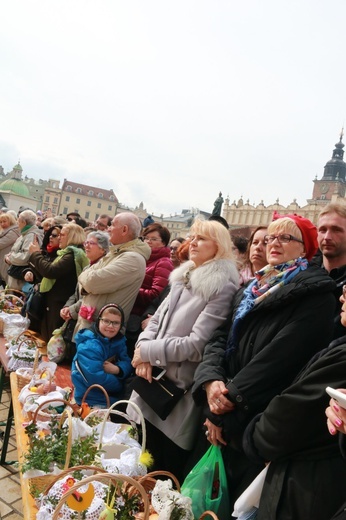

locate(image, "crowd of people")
[[2, 203, 346, 519]]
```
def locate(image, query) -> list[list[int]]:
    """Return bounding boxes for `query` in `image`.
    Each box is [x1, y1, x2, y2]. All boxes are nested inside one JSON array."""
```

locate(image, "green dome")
[[13, 163, 23, 171], [0, 178, 30, 197]]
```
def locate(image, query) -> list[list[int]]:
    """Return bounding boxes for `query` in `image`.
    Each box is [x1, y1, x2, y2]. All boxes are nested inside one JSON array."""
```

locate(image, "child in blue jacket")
[[72, 303, 132, 407]]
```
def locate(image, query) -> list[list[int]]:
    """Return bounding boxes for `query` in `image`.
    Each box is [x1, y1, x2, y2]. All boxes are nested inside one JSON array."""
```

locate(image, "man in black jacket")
[[317, 203, 346, 338]]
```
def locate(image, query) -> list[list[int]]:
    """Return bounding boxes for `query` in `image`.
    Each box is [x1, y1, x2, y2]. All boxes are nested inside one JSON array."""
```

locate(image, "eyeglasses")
[[50, 233, 60, 238], [143, 237, 162, 243], [263, 234, 304, 245], [99, 318, 121, 328], [84, 240, 99, 246]]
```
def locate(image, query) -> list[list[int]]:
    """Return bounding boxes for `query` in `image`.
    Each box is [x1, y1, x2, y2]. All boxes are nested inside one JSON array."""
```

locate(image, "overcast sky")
[[1, 1, 345, 216]]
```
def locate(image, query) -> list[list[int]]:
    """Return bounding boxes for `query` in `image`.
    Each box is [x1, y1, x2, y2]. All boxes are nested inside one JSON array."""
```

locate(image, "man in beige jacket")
[[74, 212, 151, 335]]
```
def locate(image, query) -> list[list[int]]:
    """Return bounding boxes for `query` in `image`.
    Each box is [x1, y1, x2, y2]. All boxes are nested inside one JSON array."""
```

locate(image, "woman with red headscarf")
[[192, 213, 337, 511]]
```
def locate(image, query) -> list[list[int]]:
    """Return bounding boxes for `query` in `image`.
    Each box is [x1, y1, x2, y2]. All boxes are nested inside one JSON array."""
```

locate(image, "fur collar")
[[170, 259, 238, 301]]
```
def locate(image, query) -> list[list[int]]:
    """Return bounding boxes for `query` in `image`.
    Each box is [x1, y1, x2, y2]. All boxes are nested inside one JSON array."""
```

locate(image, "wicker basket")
[[15, 337, 42, 389], [0, 290, 24, 313], [94, 399, 146, 460], [43, 465, 108, 494], [0, 291, 25, 333], [8, 329, 40, 355], [51, 472, 150, 520], [7, 335, 41, 372], [27, 408, 73, 495], [16, 366, 34, 390], [123, 469, 181, 500], [28, 397, 78, 422]]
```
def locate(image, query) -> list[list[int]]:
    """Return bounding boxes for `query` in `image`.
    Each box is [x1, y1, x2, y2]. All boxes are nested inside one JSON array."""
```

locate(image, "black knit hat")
[[97, 303, 125, 327]]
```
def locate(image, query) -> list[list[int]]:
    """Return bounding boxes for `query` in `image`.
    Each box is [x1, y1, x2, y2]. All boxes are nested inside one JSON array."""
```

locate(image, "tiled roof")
[[62, 179, 118, 202]]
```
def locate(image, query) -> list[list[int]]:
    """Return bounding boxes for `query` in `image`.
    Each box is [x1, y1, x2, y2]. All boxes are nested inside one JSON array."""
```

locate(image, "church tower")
[[311, 130, 346, 202]]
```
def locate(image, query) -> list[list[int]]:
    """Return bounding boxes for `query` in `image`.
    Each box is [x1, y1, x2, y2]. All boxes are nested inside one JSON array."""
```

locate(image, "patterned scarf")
[[40, 245, 89, 293], [226, 257, 308, 355]]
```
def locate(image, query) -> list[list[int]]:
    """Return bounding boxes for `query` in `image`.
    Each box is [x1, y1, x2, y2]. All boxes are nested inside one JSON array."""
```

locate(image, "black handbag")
[[131, 374, 187, 420], [7, 264, 28, 280], [62, 318, 77, 362]]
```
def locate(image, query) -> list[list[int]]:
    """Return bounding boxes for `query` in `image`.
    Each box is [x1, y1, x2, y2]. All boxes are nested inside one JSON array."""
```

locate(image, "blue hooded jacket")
[[71, 326, 132, 407]]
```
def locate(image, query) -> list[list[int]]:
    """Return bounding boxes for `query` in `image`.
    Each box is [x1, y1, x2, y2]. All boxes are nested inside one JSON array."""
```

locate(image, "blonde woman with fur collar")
[[129, 219, 239, 481]]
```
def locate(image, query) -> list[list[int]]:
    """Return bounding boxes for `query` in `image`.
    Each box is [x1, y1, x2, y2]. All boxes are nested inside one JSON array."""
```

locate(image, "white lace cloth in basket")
[[99, 446, 147, 476], [151, 479, 194, 520], [94, 421, 147, 476]]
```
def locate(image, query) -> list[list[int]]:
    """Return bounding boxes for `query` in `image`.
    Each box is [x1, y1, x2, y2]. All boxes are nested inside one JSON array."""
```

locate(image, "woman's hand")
[[132, 346, 143, 368], [60, 307, 71, 320], [204, 418, 227, 446], [205, 380, 235, 415], [24, 271, 34, 283], [326, 394, 346, 435], [141, 315, 152, 330], [135, 362, 153, 382], [29, 240, 40, 254]]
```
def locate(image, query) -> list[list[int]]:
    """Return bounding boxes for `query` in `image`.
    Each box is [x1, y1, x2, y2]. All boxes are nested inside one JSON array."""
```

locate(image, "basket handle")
[[32, 398, 78, 423], [0, 288, 25, 299], [98, 399, 146, 453], [81, 384, 111, 409], [52, 473, 150, 520], [58, 409, 73, 470], [43, 465, 108, 494], [138, 470, 181, 492], [15, 330, 39, 349], [16, 337, 40, 352], [199, 512, 220, 520], [32, 348, 40, 372]]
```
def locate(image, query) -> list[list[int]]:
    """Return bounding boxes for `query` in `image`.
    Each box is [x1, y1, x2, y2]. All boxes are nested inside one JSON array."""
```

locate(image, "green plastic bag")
[[181, 445, 230, 520]]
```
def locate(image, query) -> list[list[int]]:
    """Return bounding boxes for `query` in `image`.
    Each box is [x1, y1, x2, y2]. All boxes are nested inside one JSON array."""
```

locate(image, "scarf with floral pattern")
[[226, 257, 308, 355]]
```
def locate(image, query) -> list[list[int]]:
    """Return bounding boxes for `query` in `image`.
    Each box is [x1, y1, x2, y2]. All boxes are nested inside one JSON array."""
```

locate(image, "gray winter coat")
[[129, 258, 239, 450]]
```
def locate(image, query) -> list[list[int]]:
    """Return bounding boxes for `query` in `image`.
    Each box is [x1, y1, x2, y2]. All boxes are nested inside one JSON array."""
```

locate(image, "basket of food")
[[29, 397, 76, 423], [16, 365, 35, 390], [0, 288, 25, 313], [22, 407, 100, 497], [23, 408, 73, 495], [7, 333, 41, 372], [0, 290, 25, 333], [91, 399, 147, 471], [45, 472, 150, 520], [126, 471, 194, 519]]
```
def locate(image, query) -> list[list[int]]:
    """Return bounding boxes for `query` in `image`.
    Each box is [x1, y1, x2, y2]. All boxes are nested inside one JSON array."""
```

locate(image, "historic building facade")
[[3, 131, 345, 231], [0, 163, 39, 212], [57, 180, 118, 221], [223, 132, 346, 230]]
